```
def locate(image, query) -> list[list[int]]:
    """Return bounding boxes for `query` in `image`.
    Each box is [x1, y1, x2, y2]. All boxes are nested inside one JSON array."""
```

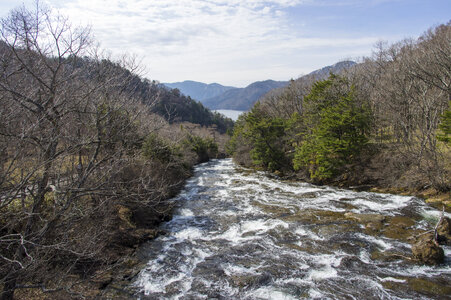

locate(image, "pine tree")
[[293, 75, 371, 180]]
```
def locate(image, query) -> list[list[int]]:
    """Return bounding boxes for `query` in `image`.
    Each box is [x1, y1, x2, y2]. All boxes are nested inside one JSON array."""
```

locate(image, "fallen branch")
[[407, 229, 434, 241], [433, 206, 445, 244]]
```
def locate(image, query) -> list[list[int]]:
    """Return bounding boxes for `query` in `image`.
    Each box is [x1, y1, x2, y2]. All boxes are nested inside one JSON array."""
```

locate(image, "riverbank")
[[268, 162, 451, 214], [14, 186, 184, 299], [368, 187, 450, 213], [12, 161, 193, 299]]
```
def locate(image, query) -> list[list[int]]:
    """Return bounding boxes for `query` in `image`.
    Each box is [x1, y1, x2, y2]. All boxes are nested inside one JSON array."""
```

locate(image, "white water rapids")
[[135, 159, 451, 299]]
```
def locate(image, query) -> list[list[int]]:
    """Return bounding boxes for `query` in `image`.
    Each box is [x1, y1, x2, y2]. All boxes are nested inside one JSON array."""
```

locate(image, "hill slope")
[[83, 60, 234, 133], [308, 60, 357, 78]]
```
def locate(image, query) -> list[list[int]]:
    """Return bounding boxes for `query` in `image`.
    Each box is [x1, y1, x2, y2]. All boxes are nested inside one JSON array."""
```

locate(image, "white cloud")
[[3, 0, 380, 86], [297, 0, 404, 6]]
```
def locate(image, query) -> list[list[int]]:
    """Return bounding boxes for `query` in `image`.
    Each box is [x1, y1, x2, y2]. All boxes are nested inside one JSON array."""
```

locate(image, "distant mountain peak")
[[163, 81, 236, 102], [202, 80, 289, 111]]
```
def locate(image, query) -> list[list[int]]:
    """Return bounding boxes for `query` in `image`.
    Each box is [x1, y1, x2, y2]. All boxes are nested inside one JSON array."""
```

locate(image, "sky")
[[1, 0, 450, 87]]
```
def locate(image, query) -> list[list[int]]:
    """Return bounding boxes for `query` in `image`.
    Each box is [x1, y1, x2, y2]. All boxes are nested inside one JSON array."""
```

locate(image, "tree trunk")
[[2, 273, 17, 300]]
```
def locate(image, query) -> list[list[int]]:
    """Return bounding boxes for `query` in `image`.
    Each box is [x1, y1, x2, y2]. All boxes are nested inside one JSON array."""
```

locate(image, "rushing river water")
[[135, 159, 451, 299]]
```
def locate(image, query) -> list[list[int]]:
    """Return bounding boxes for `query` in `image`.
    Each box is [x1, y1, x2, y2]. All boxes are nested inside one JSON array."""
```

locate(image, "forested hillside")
[[229, 23, 450, 193], [0, 4, 230, 299], [69, 59, 234, 133], [151, 85, 234, 133], [307, 60, 356, 78]]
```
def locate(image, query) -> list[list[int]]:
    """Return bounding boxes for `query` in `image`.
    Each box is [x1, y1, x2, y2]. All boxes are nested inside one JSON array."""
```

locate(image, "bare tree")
[[0, 2, 166, 298], [359, 23, 451, 190], [0, 3, 94, 298]]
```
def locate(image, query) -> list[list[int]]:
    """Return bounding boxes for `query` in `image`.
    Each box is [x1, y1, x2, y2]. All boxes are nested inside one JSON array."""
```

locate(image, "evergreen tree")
[[293, 75, 371, 180], [242, 106, 288, 172], [437, 101, 451, 145]]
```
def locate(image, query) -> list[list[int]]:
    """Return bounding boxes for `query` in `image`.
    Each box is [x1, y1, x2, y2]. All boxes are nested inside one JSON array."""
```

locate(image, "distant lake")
[[214, 109, 245, 121]]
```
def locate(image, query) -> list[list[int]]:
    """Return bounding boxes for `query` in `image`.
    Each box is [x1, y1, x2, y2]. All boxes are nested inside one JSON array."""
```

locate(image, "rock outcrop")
[[411, 216, 450, 265], [436, 216, 451, 245], [411, 234, 444, 265]]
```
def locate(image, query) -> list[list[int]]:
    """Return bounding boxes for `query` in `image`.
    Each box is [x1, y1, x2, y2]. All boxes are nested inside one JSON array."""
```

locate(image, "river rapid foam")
[[135, 159, 451, 299]]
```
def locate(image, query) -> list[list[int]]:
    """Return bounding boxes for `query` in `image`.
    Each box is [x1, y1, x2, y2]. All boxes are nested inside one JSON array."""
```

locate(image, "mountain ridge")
[[164, 60, 357, 111], [163, 80, 236, 102], [203, 80, 289, 111]]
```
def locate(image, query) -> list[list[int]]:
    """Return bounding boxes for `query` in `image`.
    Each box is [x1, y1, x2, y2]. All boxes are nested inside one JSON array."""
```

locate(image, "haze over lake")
[[214, 109, 245, 121]]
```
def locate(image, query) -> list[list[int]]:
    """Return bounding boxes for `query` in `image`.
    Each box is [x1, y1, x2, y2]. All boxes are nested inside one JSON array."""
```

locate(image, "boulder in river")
[[344, 212, 386, 233], [411, 234, 444, 265], [436, 216, 451, 246], [344, 212, 386, 224]]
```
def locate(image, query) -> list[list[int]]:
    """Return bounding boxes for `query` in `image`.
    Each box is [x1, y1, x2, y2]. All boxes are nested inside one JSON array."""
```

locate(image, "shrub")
[[437, 101, 451, 145], [183, 135, 218, 163], [142, 133, 175, 162]]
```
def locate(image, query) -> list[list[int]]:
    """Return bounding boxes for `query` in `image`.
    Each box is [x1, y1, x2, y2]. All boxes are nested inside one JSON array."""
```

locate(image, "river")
[[134, 159, 451, 299]]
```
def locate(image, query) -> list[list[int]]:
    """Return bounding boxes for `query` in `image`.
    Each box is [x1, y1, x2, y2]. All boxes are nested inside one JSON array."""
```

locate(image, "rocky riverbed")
[[134, 159, 451, 299]]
